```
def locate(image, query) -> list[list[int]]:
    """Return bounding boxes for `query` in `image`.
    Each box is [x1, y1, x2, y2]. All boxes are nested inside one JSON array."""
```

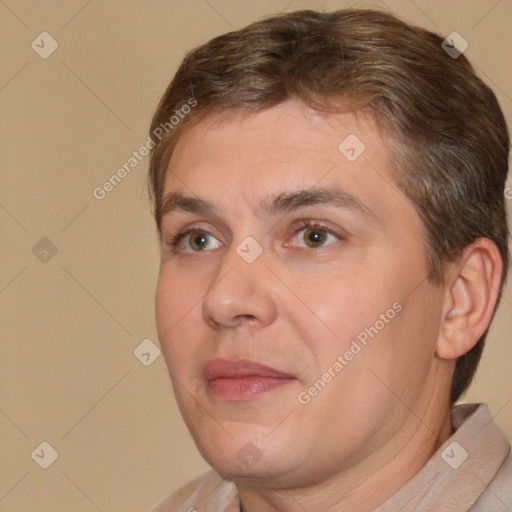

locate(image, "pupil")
[[192, 233, 207, 249], [307, 229, 324, 246]]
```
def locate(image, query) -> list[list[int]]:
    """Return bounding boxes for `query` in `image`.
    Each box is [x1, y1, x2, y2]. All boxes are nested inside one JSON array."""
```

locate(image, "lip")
[[204, 358, 296, 401]]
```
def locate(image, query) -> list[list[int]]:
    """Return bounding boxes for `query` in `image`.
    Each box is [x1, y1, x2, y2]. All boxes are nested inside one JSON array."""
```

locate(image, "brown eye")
[[169, 229, 222, 252], [291, 222, 340, 249], [188, 232, 209, 251], [303, 228, 328, 248]]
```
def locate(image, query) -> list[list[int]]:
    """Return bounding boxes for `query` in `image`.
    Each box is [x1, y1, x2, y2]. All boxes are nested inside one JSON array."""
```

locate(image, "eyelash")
[[166, 220, 341, 252]]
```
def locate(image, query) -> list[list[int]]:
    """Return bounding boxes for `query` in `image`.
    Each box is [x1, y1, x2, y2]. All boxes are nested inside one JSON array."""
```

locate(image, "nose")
[[202, 242, 278, 330]]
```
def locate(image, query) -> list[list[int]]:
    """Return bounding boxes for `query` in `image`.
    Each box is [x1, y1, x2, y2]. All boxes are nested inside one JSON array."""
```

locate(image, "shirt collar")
[[377, 402, 510, 511]]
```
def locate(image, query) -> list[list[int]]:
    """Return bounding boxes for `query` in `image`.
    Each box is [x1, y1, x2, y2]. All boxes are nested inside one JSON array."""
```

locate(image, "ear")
[[436, 238, 503, 360]]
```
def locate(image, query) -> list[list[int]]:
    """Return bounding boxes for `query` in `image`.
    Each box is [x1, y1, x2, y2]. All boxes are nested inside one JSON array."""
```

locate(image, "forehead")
[[166, 100, 390, 184], [161, 99, 413, 228]]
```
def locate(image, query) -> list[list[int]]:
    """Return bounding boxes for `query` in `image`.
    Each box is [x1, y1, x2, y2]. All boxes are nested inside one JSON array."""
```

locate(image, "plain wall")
[[0, 1, 511, 510]]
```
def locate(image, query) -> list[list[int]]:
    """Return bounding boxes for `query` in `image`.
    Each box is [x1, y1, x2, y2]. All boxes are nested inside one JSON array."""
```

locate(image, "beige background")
[[0, 0, 511, 510]]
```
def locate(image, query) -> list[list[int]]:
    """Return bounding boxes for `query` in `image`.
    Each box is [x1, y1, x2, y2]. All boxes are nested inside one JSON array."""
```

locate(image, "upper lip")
[[203, 358, 294, 380]]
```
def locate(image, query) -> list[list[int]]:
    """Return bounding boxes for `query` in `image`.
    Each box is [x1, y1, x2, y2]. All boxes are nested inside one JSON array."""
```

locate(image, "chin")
[[191, 424, 303, 481], [204, 448, 290, 481]]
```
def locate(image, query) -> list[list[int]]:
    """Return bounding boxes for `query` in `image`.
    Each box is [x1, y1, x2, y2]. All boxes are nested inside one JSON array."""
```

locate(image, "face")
[[155, 98, 446, 486]]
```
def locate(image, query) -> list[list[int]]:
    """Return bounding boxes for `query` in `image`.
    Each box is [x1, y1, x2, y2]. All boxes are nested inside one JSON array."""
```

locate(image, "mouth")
[[203, 358, 296, 401]]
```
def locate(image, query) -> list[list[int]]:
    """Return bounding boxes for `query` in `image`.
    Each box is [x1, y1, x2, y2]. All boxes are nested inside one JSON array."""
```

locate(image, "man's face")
[[155, 99, 446, 485]]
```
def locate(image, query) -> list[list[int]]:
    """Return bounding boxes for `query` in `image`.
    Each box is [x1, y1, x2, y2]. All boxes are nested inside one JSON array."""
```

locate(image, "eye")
[[291, 221, 341, 249], [167, 229, 222, 253]]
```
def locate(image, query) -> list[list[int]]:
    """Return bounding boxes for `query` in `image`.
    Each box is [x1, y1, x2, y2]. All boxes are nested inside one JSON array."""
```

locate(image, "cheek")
[[155, 263, 206, 330], [155, 272, 178, 345], [301, 258, 435, 378], [306, 270, 390, 342], [155, 267, 204, 370], [354, 282, 444, 401], [393, 285, 443, 367]]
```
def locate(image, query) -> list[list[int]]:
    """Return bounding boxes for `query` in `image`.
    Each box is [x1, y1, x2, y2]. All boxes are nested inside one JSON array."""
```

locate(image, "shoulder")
[[472, 443, 512, 511], [146, 470, 238, 512]]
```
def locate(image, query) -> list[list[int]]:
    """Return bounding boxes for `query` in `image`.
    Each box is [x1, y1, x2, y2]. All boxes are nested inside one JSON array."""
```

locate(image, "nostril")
[[207, 317, 220, 328]]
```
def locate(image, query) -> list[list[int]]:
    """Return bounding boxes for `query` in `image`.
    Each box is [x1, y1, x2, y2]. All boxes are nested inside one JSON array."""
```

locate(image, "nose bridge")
[[201, 237, 276, 328]]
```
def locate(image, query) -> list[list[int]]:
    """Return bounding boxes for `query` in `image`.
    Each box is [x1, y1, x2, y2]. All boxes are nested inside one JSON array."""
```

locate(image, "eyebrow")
[[160, 185, 375, 222]]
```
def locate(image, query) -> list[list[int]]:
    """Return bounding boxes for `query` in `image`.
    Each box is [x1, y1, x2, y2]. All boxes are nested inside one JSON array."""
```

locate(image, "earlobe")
[[436, 238, 503, 361]]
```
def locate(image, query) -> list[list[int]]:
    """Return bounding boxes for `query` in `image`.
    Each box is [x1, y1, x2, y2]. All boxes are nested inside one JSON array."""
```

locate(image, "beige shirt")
[[149, 403, 512, 511]]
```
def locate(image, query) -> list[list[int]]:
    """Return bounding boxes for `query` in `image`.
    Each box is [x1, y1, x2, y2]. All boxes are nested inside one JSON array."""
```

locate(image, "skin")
[[155, 98, 502, 511]]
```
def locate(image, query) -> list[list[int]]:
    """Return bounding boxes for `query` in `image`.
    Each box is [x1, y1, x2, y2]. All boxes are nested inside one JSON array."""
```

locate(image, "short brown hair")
[[148, 9, 510, 403]]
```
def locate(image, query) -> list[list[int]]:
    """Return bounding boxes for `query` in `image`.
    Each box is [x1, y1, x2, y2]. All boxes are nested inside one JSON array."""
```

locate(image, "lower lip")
[[207, 376, 294, 401]]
